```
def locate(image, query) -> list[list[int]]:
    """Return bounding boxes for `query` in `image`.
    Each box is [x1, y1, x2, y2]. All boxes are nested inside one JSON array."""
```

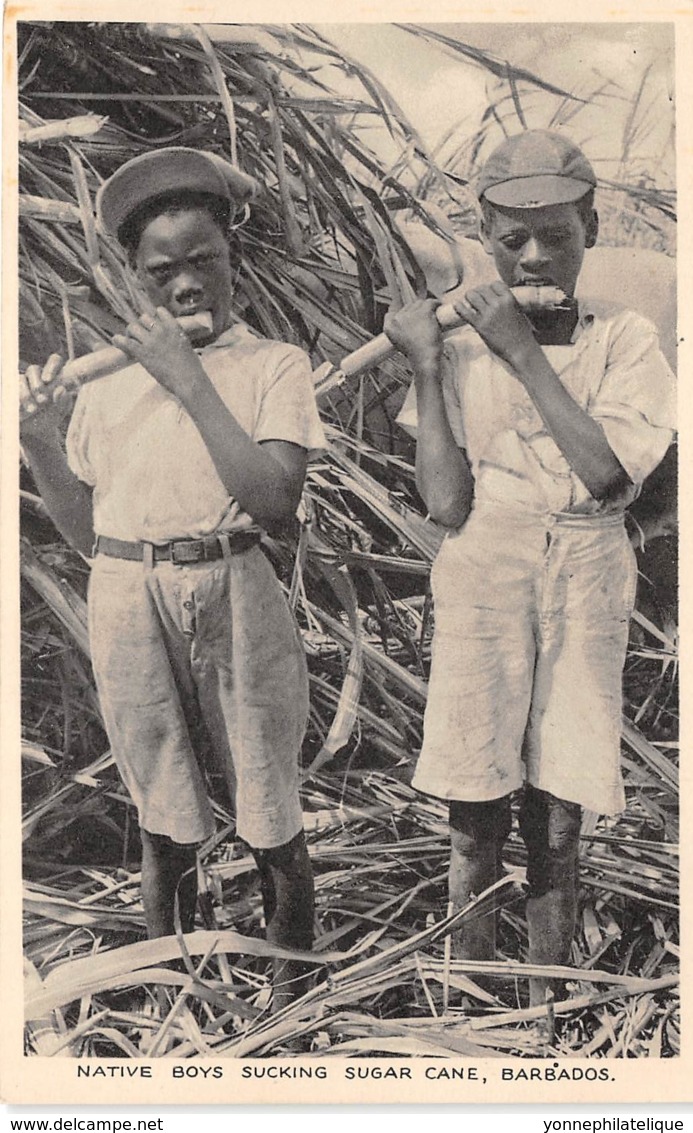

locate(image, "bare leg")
[[519, 787, 581, 1007], [252, 830, 315, 1011], [449, 797, 512, 961], [140, 829, 198, 939]]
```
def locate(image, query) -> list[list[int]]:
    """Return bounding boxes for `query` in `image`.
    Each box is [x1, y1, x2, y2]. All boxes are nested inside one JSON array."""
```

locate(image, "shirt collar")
[[198, 321, 254, 353], [572, 300, 596, 342]]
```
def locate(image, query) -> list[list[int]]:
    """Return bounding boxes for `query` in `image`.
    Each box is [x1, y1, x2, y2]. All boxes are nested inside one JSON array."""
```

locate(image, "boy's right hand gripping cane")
[[313, 285, 567, 398]]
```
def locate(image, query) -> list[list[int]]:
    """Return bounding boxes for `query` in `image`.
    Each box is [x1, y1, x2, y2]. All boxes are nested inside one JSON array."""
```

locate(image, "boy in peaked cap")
[[391, 130, 676, 1012], [20, 147, 326, 1009]]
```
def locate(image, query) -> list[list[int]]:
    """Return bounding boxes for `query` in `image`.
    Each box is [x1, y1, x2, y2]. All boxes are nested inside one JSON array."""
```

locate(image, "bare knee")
[[140, 829, 198, 937], [253, 830, 309, 871], [519, 788, 581, 897], [251, 831, 314, 949], [449, 797, 512, 855], [141, 829, 197, 869]]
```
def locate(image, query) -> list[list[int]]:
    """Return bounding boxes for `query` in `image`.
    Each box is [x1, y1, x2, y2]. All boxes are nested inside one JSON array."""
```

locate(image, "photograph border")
[[2, 0, 690, 1107]]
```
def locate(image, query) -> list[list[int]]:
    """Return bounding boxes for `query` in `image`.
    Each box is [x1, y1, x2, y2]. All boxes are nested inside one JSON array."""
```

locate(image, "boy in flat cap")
[[20, 147, 326, 1009], [391, 130, 676, 1009]]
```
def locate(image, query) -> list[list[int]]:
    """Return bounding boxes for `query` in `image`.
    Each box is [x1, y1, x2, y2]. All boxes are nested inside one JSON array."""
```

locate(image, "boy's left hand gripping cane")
[[313, 285, 567, 398], [19, 311, 215, 421]]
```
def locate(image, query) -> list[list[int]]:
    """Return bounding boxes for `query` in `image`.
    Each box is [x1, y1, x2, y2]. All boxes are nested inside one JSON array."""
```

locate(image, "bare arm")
[[112, 310, 308, 531], [20, 357, 95, 556], [510, 348, 631, 501], [456, 283, 632, 502], [179, 374, 308, 530], [385, 300, 474, 528]]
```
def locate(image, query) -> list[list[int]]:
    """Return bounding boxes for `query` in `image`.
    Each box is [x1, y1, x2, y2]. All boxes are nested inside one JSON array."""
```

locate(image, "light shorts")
[[88, 545, 309, 847], [412, 504, 638, 816]]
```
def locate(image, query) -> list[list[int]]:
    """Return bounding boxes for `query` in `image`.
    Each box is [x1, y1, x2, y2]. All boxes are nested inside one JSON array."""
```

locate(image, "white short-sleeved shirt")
[[67, 324, 326, 542], [397, 301, 676, 514]]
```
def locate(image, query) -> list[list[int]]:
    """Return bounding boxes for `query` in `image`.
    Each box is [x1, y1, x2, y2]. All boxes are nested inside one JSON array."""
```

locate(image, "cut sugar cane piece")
[[20, 311, 214, 419], [340, 285, 567, 378], [314, 286, 567, 398]]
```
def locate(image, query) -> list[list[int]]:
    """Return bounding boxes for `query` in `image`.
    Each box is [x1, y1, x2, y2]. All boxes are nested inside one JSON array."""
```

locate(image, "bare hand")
[[384, 298, 444, 378], [453, 282, 540, 371], [20, 354, 72, 441], [111, 307, 208, 404]]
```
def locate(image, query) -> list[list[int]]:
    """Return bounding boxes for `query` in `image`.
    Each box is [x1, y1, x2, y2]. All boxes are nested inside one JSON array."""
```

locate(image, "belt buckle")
[[170, 540, 204, 565]]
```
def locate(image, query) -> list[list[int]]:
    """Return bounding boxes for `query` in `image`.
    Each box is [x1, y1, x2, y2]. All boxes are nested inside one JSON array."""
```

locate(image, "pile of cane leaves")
[[18, 21, 678, 1059]]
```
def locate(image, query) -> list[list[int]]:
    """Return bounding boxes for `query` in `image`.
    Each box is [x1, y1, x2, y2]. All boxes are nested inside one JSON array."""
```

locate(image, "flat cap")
[[96, 146, 258, 239], [476, 130, 597, 208]]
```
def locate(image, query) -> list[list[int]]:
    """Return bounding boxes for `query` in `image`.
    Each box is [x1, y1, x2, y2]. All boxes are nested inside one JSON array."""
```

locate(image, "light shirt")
[[67, 324, 326, 541], [397, 301, 676, 515]]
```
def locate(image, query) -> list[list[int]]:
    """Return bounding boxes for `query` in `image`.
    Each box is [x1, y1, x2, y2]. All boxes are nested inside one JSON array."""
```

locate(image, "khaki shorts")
[[88, 546, 308, 847], [413, 505, 637, 816]]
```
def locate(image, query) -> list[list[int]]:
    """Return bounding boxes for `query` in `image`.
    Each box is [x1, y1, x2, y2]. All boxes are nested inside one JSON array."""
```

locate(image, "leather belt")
[[93, 532, 260, 564]]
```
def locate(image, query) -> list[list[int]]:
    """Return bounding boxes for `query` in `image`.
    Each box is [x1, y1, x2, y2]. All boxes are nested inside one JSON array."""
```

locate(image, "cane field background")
[[16, 21, 678, 1059]]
